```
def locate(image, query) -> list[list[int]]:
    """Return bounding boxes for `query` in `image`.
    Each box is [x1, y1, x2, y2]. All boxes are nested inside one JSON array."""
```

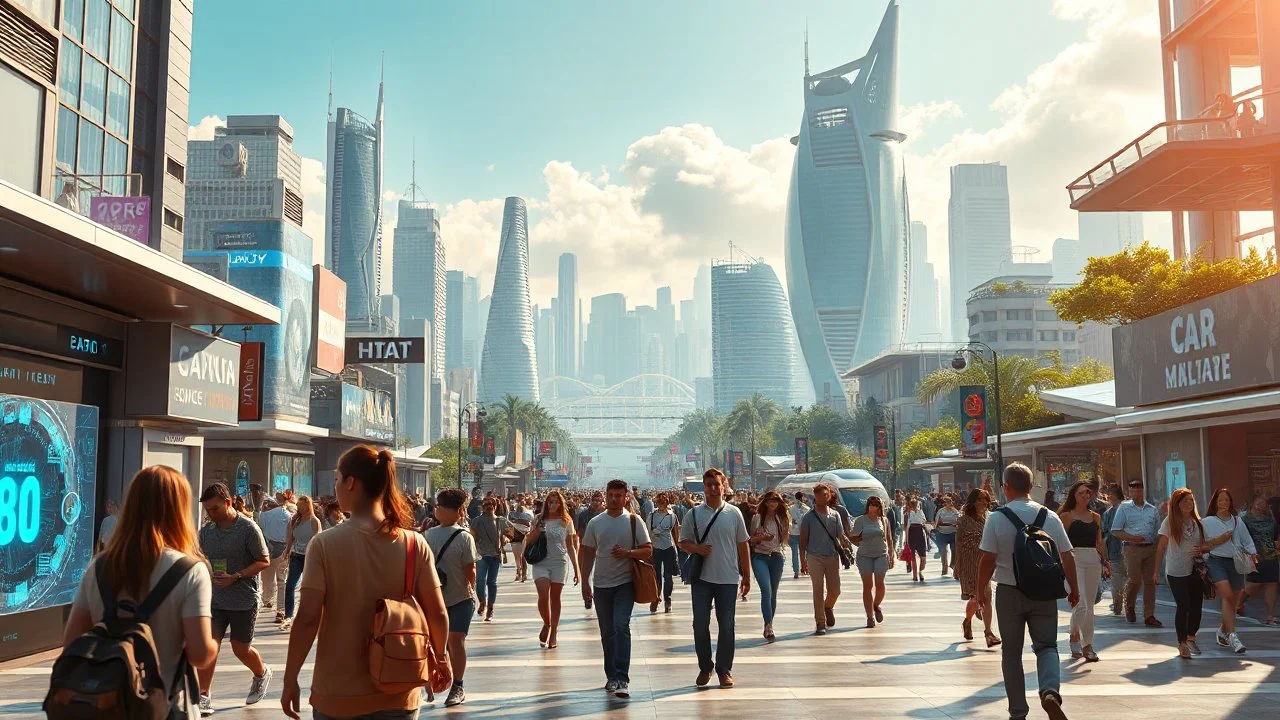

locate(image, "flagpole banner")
[[874, 426, 890, 471], [959, 386, 988, 459], [794, 437, 808, 473]]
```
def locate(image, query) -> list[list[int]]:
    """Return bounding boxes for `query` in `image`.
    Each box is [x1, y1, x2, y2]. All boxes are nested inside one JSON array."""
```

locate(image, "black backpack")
[[995, 506, 1067, 602], [45, 556, 199, 720]]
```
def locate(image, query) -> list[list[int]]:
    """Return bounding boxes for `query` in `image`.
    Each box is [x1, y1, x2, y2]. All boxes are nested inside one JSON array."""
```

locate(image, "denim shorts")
[[447, 598, 476, 636], [1206, 555, 1245, 592], [855, 554, 888, 577]]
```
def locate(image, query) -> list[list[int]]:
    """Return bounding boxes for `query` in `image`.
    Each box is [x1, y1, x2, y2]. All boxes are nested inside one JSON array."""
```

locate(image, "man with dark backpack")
[[978, 463, 1079, 720]]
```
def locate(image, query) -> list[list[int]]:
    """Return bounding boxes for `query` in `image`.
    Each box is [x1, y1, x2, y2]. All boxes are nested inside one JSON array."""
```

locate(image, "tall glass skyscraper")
[[393, 199, 445, 382], [555, 252, 578, 378], [711, 260, 801, 414], [479, 197, 539, 403], [326, 75, 384, 326], [785, 1, 906, 412]]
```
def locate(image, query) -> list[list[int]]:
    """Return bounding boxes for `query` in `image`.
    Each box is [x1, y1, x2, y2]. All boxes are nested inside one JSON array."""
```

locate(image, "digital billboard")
[[0, 395, 99, 616], [312, 266, 346, 374], [189, 221, 314, 422]]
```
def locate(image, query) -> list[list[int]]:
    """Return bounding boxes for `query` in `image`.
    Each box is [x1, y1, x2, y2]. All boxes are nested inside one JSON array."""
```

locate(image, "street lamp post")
[[457, 402, 486, 489], [955, 341, 1004, 478], [876, 405, 899, 491]]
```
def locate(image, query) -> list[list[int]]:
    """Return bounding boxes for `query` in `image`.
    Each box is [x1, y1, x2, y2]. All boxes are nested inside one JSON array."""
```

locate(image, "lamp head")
[[951, 353, 971, 372]]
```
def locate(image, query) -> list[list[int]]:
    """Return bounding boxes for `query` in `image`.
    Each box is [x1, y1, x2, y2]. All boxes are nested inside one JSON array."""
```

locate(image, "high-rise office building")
[[1078, 212, 1143, 261], [327, 72, 385, 325], [785, 2, 906, 412], [1052, 237, 1084, 284], [555, 253, 579, 378], [185, 115, 304, 251], [689, 264, 713, 377], [712, 260, 800, 414], [655, 286, 676, 376], [536, 307, 556, 382], [479, 197, 539, 403], [948, 162, 1012, 341], [445, 270, 464, 374], [475, 293, 490, 375], [11, 0, 194, 257], [906, 221, 942, 342], [393, 199, 445, 381], [584, 293, 641, 386], [401, 317, 433, 446]]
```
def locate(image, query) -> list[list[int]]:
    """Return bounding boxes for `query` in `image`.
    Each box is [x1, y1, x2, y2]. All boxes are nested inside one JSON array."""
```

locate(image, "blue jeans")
[[691, 581, 738, 674], [651, 546, 677, 601], [995, 584, 1060, 720], [476, 555, 501, 607], [789, 535, 802, 574], [751, 553, 784, 623], [285, 553, 306, 618], [594, 583, 635, 683]]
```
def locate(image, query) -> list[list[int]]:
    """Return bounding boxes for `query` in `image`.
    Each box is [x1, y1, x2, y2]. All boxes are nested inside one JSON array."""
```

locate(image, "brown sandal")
[[962, 618, 973, 641], [985, 631, 1002, 648]]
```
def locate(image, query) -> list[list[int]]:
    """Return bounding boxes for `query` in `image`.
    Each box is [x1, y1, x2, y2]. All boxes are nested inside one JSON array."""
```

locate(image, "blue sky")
[[187, 1, 1169, 309]]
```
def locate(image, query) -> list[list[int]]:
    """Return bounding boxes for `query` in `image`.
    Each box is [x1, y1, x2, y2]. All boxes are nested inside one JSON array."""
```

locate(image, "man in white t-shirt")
[[788, 492, 809, 579], [678, 468, 751, 689], [256, 496, 292, 622], [579, 480, 652, 700], [96, 500, 119, 552], [978, 463, 1079, 720]]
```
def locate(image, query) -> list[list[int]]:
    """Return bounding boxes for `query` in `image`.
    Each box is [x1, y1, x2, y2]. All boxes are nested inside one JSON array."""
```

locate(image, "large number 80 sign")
[[0, 475, 41, 546]]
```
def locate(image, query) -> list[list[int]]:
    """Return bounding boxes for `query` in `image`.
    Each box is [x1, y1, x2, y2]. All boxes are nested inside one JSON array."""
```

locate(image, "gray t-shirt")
[[581, 510, 651, 589], [427, 524, 480, 607], [979, 499, 1074, 587], [852, 514, 890, 558], [198, 512, 269, 611], [471, 514, 509, 557], [679, 503, 750, 585], [803, 508, 845, 557], [935, 508, 960, 535], [648, 510, 677, 550]]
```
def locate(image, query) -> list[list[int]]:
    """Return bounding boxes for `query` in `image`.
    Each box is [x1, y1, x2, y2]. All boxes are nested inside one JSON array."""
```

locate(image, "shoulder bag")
[[813, 510, 853, 570], [433, 529, 466, 589], [523, 520, 549, 565], [628, 514, 660, 605], [1232, 518, 1258, 575], [679, 506, 724, 584]]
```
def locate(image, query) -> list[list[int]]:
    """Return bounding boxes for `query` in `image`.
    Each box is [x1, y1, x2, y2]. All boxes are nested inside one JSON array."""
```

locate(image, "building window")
[[982, 331, 998, 342], [106, 72, 129, 135], [165, 156, 184, 182], [77, 118, 104, 175], [108, 8, 133, 79], [1063, 330, 1077, 342], [809, 107, 850, 128], [1064, 350, 1079, 364], [59, 39, 82, 106], [63, 0, 85, 41], [1038, 330, 1059, 342], [969, 314, 980, 327], [1036, 310, 1057, 322], [1006, 330, 1032, 342], [163, 207, 183, 231], [56, 106, 79, 170], [982, 311, 997, 322], [84, 0, 111, 59], [80, 55, 107, 124]]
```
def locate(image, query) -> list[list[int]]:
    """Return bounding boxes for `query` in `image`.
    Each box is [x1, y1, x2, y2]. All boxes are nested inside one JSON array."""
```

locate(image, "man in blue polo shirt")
[[1110, 479, 1161, 626]]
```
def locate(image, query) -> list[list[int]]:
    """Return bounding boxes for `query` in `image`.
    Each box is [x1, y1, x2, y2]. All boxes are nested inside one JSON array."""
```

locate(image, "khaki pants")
[[807, 552, 841, 628], [1123, 544, 1157, 618], [262, 552, 288, 610]]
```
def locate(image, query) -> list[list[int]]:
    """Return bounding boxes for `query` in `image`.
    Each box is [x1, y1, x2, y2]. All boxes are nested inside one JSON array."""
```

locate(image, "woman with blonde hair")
[[61, 466, 218, 713], [524, 489, 580, 649], [279, 495, 323, 630]]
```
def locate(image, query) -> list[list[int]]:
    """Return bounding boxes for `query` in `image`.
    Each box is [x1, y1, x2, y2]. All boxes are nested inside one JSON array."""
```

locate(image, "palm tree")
[[917, 354, 1069, 434], [675, 407, 724, 469], [724, 393, 780, 485]]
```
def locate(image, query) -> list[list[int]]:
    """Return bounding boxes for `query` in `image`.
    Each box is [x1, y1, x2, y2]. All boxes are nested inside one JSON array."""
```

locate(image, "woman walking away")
[[280, 496, 322, 630], [1239, 495, 1279, 625], [1059, 481, 1109, 662], [799, 484, 846, 635], [749, 492, 790, 641], [1156, 488, 1209, 659], [58, 467, 218, 718], [851, 496, 895, 628], [281, 446, 452, 719], [905, 498, 929, 582], [1202, 489, 1259, 653], [648, 492, 680, 614], [526, 489, 581, 649], [934, 496, 960, 576], [955, 489, 999, 647]]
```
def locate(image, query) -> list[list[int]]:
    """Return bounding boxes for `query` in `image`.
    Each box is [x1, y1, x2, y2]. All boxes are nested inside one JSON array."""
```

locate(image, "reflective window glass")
[[80, 55, 107, 123], [59, 39, 82, 107], [84, 0, 110, 59], [109, 10, 133, 79], [57, 105, 79, 171], [104, 136, 128, 194], [77, 119, 104, 176], [62, 0, 85, 41], [107, 72, 130, 137], [112, 0, 135, 19]]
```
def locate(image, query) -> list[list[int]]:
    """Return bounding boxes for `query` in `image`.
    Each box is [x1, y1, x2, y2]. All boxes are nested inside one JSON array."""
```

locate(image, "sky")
[[186, 0, 1175, 312]]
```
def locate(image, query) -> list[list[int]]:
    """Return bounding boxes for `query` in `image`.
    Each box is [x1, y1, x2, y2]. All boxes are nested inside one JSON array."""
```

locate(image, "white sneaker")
[[1187, 639, 1203, 655], [614, 681, 630, 698], [246, 665, 271, 705], [1229, 632, 1246, 654], [1216, 630, 1230, 647], [280, 618, 293, 631], [198, 694, 213, 717], [605, 679, 619, 693]]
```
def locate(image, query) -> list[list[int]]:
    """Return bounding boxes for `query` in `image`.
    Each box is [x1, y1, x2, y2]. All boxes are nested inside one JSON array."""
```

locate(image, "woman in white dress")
[[524, 489, 581, 649]]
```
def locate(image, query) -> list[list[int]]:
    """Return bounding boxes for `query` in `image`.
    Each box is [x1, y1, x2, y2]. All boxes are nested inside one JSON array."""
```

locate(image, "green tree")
[[423, 436, 461, 489], [724, 393, 781, 476], [807, 439, 873, 472], [673, 407, 725, 468], [896, 419, 962, 477], [1049, 241, 1278, 325]]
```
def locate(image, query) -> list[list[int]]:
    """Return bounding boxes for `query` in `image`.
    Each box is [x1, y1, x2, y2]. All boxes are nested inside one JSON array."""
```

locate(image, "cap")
[[1127, 480, 1144, 488]]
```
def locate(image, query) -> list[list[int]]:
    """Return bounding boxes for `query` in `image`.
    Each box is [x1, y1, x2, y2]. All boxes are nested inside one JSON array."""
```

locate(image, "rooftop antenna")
[[327, 57, 334, 120], [405, 137, 426, 204], [804, 20, 810, 77]]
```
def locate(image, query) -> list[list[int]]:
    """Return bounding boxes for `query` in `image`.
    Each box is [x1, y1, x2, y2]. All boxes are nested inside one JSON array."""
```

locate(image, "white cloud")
[[188, 115, 225, 141]]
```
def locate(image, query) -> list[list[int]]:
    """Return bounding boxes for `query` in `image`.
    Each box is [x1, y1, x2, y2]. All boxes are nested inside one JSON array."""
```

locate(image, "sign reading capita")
[[89, 195, 150, 245], [345, 336, 427, 364], [125, 324, 240, 426], [1113, 273, 1280, 407]]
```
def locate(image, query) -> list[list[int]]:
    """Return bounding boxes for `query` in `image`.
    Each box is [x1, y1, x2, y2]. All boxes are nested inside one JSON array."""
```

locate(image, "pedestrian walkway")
[[2, 563, 1277, 718]]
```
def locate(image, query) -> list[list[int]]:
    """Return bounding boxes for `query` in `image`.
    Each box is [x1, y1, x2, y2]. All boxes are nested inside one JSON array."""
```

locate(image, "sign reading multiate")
[[1114, 273, 1280, 407]]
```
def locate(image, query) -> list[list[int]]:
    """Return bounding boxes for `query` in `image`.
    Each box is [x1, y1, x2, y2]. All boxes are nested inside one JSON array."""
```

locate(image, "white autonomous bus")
[[774, 469, 890, 516]]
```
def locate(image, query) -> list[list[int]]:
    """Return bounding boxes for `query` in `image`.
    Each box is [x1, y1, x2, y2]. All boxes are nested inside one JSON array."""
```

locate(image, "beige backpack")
[[369, 531, 438, 694]]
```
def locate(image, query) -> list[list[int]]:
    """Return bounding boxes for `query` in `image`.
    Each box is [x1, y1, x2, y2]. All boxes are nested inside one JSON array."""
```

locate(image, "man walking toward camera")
[[1111, 479, 1162, 627], [679, 468, 751, 689], [978, 463, 1079, 720]]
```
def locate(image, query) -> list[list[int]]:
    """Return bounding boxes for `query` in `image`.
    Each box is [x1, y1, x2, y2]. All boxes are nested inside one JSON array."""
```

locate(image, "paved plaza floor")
[[3, 561, 1279, 719]]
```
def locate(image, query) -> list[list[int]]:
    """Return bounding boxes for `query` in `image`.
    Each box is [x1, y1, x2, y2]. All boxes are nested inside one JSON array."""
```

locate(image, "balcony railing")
[[51, 167, 144, 220]]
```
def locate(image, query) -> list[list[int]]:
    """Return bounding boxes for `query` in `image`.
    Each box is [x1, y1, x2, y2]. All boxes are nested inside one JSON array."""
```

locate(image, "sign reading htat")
[[344, 337, 426, 364]]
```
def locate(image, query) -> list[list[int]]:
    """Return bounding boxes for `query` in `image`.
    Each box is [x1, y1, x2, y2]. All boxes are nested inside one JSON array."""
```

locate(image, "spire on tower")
[[375, 51, 385, 128], [327, 58, 334, 120], [804, 20, 810, 77]]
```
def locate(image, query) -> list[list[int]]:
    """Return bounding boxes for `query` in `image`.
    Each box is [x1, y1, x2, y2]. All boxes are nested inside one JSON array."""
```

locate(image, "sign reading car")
[[344, 336, 426, 364]]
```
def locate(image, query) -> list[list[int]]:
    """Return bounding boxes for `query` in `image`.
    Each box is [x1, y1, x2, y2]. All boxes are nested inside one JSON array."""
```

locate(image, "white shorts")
[[532, 560, 568, 584]]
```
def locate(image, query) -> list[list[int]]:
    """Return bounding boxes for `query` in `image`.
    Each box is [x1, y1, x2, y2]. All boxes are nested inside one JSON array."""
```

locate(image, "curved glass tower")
[[711, 261, 802, 414], [785, 1, 906, 412], [479, 197, 540, 404], [326, 75, 384, 324]]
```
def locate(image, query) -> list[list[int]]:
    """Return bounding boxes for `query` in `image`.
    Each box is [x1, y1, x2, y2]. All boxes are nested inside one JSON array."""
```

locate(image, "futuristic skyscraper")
[[711, 260, 802, 414], [479, 197, 540, 404], [784, 2, 907, 411], [326, 71, 385, 326]]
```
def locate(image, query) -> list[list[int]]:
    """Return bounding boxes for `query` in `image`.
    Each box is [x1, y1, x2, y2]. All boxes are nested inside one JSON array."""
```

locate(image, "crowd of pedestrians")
[[50, 447, 1280, 720]]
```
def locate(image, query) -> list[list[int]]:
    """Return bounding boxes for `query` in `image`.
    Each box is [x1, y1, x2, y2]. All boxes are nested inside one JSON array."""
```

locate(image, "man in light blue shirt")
[[1109, 479, 1162, 626]]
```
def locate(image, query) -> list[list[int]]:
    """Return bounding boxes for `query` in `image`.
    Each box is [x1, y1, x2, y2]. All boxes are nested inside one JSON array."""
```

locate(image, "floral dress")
[[954, 513, 987, 599]]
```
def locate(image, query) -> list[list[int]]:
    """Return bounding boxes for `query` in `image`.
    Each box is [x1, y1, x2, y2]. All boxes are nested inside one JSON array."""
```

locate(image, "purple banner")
[[90, 196, 151, 245]]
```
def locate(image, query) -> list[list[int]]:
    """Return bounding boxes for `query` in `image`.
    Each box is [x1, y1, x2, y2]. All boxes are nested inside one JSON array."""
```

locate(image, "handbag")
[[814, 510, 853, 570], [368, 531, 442, 694], [432, 529, 465, 589], [1193, 556, 1216, 600], [1230, 519, 1257, 575], [629, 514, 660, 604], [523, 520, 549, 565], [679, 506, 724, 584]]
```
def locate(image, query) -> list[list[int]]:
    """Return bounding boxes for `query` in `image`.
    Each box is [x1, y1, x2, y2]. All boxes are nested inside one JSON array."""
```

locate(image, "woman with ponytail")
[[282, 446, 451, 720]]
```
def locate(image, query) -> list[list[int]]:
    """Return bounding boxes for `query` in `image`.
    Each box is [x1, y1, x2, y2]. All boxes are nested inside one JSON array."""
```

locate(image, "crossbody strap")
[[813, 511, 841, 546], [437, 529, 465, 564], [629, 514, 638, 549], [696, 506, 725, 544], [402, 531, 417, 599]]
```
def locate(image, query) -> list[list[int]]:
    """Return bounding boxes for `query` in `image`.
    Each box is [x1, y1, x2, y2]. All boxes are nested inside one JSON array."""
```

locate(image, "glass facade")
[[478, 197, 540, 404], [711, 262, 801, 414], [328, 108, 383, 321], [55, 0, 135, 190], [785, 3, 905, 412]]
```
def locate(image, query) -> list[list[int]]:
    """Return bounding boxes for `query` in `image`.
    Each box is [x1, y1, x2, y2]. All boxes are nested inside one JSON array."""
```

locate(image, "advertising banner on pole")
[[468, 421, 483, 453], [733, 451, 745, 477], [794, 437, 809, 473], [238, 341, 264, 422], [874, 425, 890, 471], [959, 385, 988, 459], [484, 437, 496, 464]]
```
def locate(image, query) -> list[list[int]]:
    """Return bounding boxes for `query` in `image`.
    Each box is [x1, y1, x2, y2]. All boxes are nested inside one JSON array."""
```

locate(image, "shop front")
[[0, 183, 277, 662]]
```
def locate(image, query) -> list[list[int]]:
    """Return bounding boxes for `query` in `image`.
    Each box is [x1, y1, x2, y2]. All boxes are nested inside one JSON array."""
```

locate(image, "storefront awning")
[[0, 181, 279, 326], [202, 419, 331, 443]]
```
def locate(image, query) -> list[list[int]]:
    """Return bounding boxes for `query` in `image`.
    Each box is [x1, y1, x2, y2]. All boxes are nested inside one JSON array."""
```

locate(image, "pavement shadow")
[[421, 688, 634, 719], [864, 642, 969, 666], [903, 679, 1008, 719], [1122, 655, 1254, 686]]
